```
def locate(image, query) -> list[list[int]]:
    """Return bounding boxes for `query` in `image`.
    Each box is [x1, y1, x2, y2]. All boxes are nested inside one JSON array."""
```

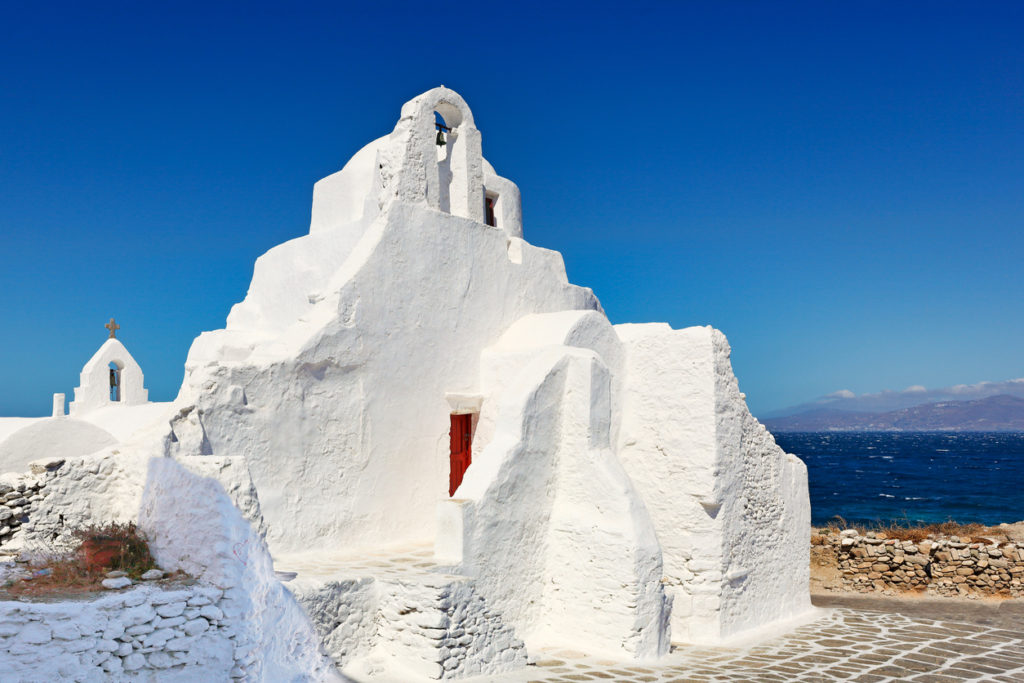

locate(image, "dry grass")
[[2, 521, 159, 598], [820, 515, 1004, 543], [3, 552, 107, 597]]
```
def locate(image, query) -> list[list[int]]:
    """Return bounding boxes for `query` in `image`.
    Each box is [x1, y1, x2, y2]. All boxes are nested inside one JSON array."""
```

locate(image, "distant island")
[[763, 394, 1024, 432]]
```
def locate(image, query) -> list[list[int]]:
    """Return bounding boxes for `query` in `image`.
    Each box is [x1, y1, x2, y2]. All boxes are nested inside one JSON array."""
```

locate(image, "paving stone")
[[472, 606, 1024, 683]]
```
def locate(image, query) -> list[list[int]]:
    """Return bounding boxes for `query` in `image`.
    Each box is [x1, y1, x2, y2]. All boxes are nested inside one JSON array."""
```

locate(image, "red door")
[[449, 414, 472, 496]]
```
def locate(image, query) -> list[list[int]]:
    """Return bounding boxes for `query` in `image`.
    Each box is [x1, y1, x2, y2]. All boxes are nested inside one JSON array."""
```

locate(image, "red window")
[[485, 196, 497, 227], [449, 414, 473, 496]]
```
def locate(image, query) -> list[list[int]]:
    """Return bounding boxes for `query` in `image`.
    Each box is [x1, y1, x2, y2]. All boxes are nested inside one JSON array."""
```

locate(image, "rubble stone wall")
[[0, 477, 44, 547], [821, 530, 1024, 598], [0, 584, 239, 679]]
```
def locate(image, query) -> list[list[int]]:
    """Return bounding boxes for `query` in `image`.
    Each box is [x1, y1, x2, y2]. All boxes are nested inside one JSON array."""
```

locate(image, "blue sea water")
[[771, 432, 1024, 527]]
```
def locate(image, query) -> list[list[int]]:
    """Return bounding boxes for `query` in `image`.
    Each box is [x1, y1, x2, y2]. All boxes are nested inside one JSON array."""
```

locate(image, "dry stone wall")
[[822, 530, 1024, 598], [0, 583, 240, 680], [0, 477, 44, 547], [0, 454, 138, 554]]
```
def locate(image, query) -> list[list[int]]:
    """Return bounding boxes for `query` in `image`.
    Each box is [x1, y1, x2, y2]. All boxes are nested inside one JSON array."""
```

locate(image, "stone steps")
[[279, 547, 526, 679]]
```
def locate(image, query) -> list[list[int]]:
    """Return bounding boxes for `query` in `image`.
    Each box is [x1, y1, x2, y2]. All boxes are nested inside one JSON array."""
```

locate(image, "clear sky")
[[1, 1, 1021, 417]]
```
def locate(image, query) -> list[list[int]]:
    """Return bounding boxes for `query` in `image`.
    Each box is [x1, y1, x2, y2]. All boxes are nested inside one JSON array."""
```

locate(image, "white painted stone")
[[155, 601, 186, 618], [184, 617, 210, 636], [18, 621, 52, 644], [199, 604, 224, 621], [102, 577, 131, 590]]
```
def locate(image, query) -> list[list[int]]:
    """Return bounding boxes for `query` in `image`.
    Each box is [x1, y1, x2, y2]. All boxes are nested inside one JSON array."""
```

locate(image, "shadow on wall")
[[138, 457, 344, 682]]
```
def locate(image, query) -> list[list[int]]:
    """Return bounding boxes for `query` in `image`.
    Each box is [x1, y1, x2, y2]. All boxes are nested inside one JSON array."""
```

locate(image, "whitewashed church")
[[0, 88, 811, 681]]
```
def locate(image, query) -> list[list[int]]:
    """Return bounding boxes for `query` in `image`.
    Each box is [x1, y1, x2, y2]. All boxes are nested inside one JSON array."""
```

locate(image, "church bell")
[[435, 129, 446, 146]]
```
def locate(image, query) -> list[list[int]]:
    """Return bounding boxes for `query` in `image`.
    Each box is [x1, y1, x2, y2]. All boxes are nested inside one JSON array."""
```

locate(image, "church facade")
[[1, 88, 812, 680]]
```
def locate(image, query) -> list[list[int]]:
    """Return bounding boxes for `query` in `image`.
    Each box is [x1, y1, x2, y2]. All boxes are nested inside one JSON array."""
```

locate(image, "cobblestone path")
[[471, 607, 1024, 682]]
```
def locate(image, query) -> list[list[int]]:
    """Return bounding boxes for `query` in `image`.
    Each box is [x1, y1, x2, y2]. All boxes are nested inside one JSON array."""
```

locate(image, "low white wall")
[[1, 452, 341, 681], [139, 457, 341, 681], [0, 584, 234, 680]]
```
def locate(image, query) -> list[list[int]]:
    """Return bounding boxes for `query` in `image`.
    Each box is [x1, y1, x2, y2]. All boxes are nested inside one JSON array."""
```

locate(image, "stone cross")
[[105, 318, 120, 339]]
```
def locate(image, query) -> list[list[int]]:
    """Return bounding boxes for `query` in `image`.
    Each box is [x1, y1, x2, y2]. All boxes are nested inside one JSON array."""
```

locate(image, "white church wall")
[[447, 346, 670, 659], [309, 138, 384, 235], [709, 329, 812, 638], [177, 200, 601, 555], [224, 220, 375, 334], [472, 310, 625, 458], [615, 324, 812, 644], [615, 324, 722, 643]]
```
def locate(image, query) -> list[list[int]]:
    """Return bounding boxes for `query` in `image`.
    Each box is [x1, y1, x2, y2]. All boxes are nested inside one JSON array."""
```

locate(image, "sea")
[[771, 431, 1024, 527]]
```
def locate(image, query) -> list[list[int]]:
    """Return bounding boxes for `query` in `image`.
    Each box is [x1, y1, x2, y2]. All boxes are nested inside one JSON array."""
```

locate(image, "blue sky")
[[1, 1, 1021, 417]]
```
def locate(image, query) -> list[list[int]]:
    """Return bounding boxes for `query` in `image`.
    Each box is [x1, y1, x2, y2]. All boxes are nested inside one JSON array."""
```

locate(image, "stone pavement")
[[275, 548, 1024, 682], [467, 601, 1024, 682]]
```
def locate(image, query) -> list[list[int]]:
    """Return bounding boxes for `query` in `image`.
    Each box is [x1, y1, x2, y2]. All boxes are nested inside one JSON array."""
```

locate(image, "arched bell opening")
[[108, 360, 124, 402], [430, 100, 475, 220], [398, 88, 483, 223], [435, 111, 454, 214]]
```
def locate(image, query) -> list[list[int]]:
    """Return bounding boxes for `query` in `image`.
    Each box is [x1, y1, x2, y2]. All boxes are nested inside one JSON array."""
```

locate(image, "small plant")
[[1, 522, 167, 598], [72, 521, 157, 578]]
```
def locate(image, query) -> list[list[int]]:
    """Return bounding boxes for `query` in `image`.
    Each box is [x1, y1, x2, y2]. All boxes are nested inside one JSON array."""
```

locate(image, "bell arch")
[[70, 338, 149, 415], [398, 87, 484, 224], [108, 360, 124, 401]]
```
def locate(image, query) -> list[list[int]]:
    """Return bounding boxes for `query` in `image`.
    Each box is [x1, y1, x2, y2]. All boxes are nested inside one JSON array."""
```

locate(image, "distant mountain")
[[763, 394, 1024, 432], [761, 377, 1024, 419]]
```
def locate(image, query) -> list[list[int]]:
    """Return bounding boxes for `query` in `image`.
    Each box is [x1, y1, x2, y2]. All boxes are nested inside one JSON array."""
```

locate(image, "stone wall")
[[0, 583, 239, 680], [0, 453, 145, 555], [0, 475, 45, 547], [820, 530, 1024, 598]]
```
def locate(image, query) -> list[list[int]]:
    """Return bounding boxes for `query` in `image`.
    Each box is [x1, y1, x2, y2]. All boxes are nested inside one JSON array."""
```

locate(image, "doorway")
[[449, 413, 473, 496]]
